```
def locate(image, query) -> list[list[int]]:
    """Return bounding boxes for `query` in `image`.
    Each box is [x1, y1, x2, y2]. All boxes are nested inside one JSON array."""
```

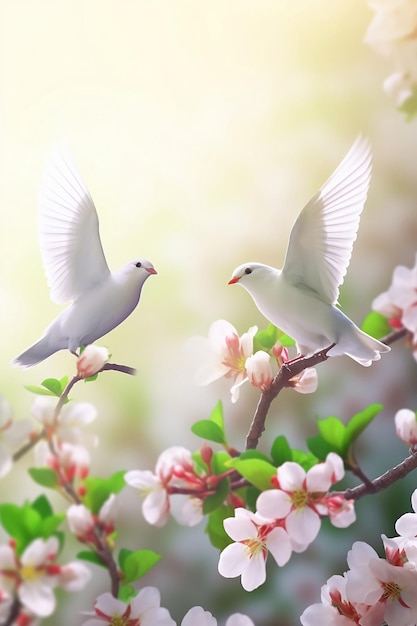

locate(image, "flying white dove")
[[12, 144, 157, 368], [228, 137, 390, 366]]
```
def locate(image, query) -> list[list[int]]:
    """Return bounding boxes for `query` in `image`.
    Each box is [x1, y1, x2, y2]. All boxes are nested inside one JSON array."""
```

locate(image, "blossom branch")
[[245, 344, 336, 450], [341, 449, 417, 501], [245, 328, 406, 451], [12, 429, 45, 463], [100, 362, 137, 376]]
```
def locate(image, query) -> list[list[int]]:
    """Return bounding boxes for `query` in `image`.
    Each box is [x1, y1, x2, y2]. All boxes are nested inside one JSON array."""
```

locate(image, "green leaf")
[[41, 378, 64, 396], [83, 471, 126, 514], [118, 584, 137, 603], [278, 333, 296, 347], [28, 467, 59, 490], [210, 401, 225, 431], [118, 548, 132, 571], [236, 449, 272, 464], [244, 485, 261, 512], [211, 451, 233, 475], [0, 499, 63, 554], [345, 404, 383, 446], [361, 312, 391, 339], [84, 373, 99, 382], [230, 458, 276, 491], [25, 385, 59, 397], [205, 505, 234, 550], [31, 495, 53, 518], [119, 549, 161, 584], [41, 513, 65, 537], [203, 478, 230, 515], [253, 324, 279, 352], [270, 436, 293, 466], [306, 435, 336, 461], [191, 401, 227, 444], [191, 420, 226, 444], [77, 550, 106, 568], [291, 448, 319, 470], [0, 503, 42, 553], [25, 376, 69, 399], [317, 416, 346, 452]]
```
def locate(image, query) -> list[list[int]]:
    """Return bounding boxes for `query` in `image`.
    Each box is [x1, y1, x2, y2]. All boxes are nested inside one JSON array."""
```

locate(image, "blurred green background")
[[1, 1, 417, 624]]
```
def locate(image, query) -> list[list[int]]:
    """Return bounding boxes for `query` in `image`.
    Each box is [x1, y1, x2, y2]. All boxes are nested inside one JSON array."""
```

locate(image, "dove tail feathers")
[[332, 327, 391, 367], [11, 336, 61, 368]]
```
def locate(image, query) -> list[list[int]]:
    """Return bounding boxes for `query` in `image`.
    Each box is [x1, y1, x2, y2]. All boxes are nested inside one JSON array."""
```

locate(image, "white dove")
[[12, 144, 157, 368], [228, 136, 390, 366]]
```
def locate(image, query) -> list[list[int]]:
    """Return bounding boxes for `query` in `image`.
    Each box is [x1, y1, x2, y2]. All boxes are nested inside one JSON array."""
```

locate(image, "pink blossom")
[[35, 440, 90, 484], [125, 469, 170, 527], [218, 508, 292, 591], [373, 254, 417, 359], [67, 495, 117, 542], [31, 396, 97, 446], [189, 320, 257, 402], [0, 537, 90, 617], [125, 446, 203, 527], [301, 574, 365, 626], [326, 495, 356, 528], [82, 588, 175, 626], [346, 541, 417, 626], [256, 454, 350, 548]]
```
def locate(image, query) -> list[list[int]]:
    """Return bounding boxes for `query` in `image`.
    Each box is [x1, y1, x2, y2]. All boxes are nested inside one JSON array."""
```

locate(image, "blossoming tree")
[[3, 5, 417, 625]]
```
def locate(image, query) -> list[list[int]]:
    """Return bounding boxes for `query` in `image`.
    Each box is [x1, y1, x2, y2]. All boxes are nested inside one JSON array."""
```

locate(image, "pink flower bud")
[[395, 408, 417, 446], [77, 345, 109, 378], [245, 351, 273, 391]]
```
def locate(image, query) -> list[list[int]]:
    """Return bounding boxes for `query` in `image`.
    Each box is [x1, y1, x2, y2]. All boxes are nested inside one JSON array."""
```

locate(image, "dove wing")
[[38, 143, 111, 304], [282, 136, 372, 304]]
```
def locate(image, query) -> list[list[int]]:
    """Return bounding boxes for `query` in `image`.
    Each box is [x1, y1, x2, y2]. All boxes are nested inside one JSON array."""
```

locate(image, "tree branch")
[[341, 449, 417, 501], [245, 344, 336, 450], [245, 326, 407, 451], [101, 362, 137, 376]]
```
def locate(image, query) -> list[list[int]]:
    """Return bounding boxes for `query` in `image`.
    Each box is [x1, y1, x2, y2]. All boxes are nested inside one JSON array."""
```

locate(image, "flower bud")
[[77, 345, 109, 378], [245, 351, 273, 391]]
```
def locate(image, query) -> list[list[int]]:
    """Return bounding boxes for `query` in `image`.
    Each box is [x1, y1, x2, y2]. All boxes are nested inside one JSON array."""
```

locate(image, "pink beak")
[[228, 276, 240, 285], [146, 267, 158, 275]]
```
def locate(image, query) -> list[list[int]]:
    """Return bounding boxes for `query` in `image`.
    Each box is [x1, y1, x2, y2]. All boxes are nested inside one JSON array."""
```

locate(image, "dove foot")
[[315, 343, 336, 359]]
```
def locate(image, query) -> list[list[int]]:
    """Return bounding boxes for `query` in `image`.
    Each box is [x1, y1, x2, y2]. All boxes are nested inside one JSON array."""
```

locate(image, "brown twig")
[[245, 344, 336, 450], [101, 362, 137, 376], [341, 449, 417, 501]]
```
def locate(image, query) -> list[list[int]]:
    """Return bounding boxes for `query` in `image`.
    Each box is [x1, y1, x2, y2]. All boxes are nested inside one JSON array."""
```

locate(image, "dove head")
[[119, 258, 157, 284], [228, 262, 276, 287]]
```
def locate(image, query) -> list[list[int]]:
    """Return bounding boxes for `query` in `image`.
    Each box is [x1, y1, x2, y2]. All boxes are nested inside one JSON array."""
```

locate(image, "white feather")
[[282, 136, 372, 304], [38, 141, 110, 304]]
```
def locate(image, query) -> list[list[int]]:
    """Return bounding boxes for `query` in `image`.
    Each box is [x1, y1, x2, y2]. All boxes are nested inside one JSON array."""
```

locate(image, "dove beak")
[[146, 267, 158, 275], [228, 276, 240, 285]]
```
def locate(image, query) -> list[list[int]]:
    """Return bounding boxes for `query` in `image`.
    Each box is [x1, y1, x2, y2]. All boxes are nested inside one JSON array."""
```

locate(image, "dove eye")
[[135, 262, 142, 268], [244, 268, 252, 275]]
